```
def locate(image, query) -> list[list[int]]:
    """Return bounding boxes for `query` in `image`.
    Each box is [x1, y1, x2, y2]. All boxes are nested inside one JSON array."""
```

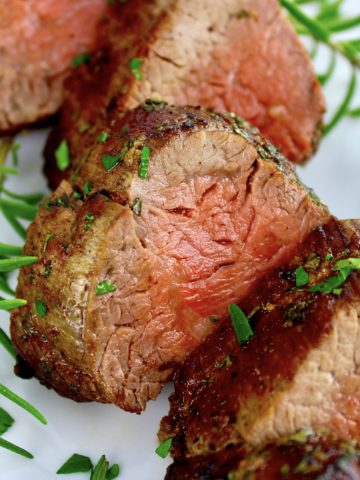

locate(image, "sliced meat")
[[44, 0, 324, 187], [0, 0, 107, 133], [160, 219, 360, 458], [165, 430, 360, 479], [11, 105, 329, 413]]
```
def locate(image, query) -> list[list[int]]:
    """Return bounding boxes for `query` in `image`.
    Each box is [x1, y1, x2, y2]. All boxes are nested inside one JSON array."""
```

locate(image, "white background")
[[0, 1, 359, 478]]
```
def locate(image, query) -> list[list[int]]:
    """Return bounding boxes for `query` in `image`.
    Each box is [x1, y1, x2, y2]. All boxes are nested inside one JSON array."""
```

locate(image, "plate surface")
[[0, 2, 359, 478]]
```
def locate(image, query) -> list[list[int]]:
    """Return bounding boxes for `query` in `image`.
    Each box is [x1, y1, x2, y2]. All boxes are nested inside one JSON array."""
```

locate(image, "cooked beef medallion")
[[11, 105, 329, 413], [0, 0, 107, 133], [165, 430, 360, 479], [45, 0, 324, 187], [160, 219, 360, 457]]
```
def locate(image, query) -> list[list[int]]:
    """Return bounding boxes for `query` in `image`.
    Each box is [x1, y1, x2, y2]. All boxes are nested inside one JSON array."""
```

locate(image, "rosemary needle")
[[0, 256, 38, 273], [0, 437, 33, 459], [0, 299, 27, 311], [0, 328, 16, 359], [0, 384, 47, 425]]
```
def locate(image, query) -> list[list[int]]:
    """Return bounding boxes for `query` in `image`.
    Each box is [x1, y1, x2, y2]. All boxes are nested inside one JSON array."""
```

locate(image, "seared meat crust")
[[165, 430, 360, 479], [45, 0, 324, 188], [11, 105, 329, 412], [160, 219, 360, 457]]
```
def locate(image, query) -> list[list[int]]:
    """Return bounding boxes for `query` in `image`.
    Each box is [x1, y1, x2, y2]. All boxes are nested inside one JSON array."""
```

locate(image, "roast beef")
[[160, 219, 360, 458], [0, 0, 107, 133], [11, 105, 329, 412], [165, 430, 360, 479], [44, 0, 324, 188]]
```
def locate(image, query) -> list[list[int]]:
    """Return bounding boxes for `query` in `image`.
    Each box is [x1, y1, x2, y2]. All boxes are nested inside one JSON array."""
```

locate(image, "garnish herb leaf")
[[295, 266, 309, 288], [0, 299, 27, 311], [96, 280, 117, 296], [0, 256, 36, 275], [0, 328, 16, 359], [84, 181, 92, 196], [130, 58, 143, 80], [102, 153, 121, 172], [131, 197, 142, 216], [0, 437, 33, 459], [106, 464, 120, 479], [34, 300, 48, 318], [71, 52, 91, 68], [1, 208, 27, 239], [309, 257, 360, 294], [43, 233, 53, 253], [0, 198, 38, 221], [0, 384, 47, 425], [155, 438, 172, 458], [324, 70, 357, 135], [57, 453, 93, 474], [0, 407, 14, 435], [55, 140, 71, 172], [97, 132, 109, 143], [333, 257, 360, 270], [229, 304, 253, 346], [139, 146, 150, 179], [91, 455, 108, 480], [0, 243, 23, 256]]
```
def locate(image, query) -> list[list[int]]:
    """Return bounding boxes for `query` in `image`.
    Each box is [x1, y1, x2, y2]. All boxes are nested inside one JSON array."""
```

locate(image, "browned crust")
[[165, 431, 360, 479], [160, 219, 360, 458]]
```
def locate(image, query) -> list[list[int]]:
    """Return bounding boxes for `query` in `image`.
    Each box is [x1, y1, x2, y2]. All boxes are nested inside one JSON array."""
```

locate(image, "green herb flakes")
[[130, 58, 143, 80], [139, 146, 150, 179], [295, 266, 309, 288], [57, 453, 93, 474], [97, 131, 109, 143], [84, 213, 95, 231], [35, 300, 47, 318], [229, 304, 253, 346], [0, 407, 14, 435], [102, 153, 121, 172], [209, 315, 218, 324], [71, 52, 91, 68], [96, 280, 117, 296], [155, 438, 172, 458], [83, 181, 92, 196], [325, 252, 333, 261], [43, 233, 53, 253], [55, 140, 71, 172], [131, 197, 142, 216]]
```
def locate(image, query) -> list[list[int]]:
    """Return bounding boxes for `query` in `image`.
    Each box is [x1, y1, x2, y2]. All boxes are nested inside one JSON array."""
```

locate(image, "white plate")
[[1, 3, 359, 478]]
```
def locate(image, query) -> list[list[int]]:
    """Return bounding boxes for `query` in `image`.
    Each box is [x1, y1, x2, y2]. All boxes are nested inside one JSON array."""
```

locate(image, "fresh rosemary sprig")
[[281, 0, 360, 134]]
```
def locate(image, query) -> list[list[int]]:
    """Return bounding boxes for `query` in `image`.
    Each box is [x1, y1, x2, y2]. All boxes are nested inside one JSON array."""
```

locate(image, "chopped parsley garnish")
[[142, 98, 168, 112], [57, 454, 93, 474], [57, 453, 120, 478], [84, 213, 95, 231], [83, 180, 92, 196], [119, 125, 129, 137], [34, 300, 47, 318], [229, 304, 253, 346], [309, 257, 360, 294], [0, 407, 14, 435], [130, 57, 143, 80], [139, 146, 150, 179], [102, 153, 121, 172], [72, 191, 82, 200], [96, 280, 117, 296], [43, 233, 53, 253], [97, 131, 109, 143], [325, 252, 333, 261], [295, 266, 309, 288], [131, 197, 142, 216], [155, 438, 172, 458], [71, 52, 91, 68], [55, 140, 71, 172]]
